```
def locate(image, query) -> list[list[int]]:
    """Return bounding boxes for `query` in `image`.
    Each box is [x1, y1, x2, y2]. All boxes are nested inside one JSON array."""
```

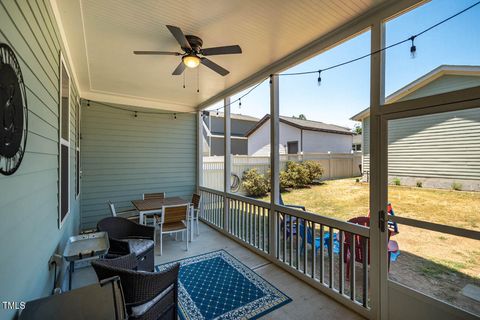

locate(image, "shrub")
[[242, 168, 269, 197], [416, 181, 423, 188], [451, 182, 462, 191], [279, 170, 293, 190], [392, 177, 401, 186], [284, 161, 310, 188], [355, 178, 360, 183], [302, 160, 324, 183]]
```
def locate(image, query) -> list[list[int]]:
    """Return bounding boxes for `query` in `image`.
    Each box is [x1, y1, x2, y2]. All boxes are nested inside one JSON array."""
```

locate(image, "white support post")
[[224, 97, 231, 231], [197, 111, 204, 191], [369, 20, 387, 320], [269, 74, 280, 257]]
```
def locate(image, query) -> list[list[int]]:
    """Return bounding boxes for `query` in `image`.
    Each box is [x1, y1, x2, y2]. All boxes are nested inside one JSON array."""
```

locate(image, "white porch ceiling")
[[54, 0, 387, 112]]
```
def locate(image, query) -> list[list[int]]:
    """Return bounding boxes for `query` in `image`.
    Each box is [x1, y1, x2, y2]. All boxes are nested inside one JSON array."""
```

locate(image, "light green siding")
[[0, 1, 80, 318], [80, 102, 197, 230], [361, 75, 480, 181], [387, 109, 480, 179]]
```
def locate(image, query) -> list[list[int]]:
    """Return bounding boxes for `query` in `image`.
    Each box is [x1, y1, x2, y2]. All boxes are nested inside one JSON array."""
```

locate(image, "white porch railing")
[[198, 186, 371, 318]]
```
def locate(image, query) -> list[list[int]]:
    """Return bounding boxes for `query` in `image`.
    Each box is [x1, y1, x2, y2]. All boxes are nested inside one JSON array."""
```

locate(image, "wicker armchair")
[[92, 254, 179, 320], [97, 217, 155, 271]]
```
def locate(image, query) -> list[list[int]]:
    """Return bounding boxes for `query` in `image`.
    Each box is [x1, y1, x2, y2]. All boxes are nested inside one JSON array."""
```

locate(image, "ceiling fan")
[[133, 25, 242, 76]]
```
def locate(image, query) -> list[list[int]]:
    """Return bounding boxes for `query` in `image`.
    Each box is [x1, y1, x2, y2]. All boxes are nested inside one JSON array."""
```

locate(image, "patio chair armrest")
[[286, 204, 306, 211], [108, 238, 130, 255], [125, 263, 180, 306], [103, 253, 138, 270], [128, 223, 155, 240]]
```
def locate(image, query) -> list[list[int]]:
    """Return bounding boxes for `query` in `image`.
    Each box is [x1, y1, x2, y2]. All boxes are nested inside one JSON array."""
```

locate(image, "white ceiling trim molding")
[[197, 0, 426, 110], [82, 90, 195, 112], [78, 0, 92, 91], [49, 0, 82, 95]]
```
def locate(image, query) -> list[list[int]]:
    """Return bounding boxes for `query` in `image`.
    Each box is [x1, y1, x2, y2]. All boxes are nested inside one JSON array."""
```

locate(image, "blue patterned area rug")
[[156, 250, 292, 320]]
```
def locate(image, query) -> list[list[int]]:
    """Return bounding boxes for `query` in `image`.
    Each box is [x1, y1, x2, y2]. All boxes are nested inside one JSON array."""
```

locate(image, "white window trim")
[[59, 53, 71, 229], [75, 97, 81, 200]]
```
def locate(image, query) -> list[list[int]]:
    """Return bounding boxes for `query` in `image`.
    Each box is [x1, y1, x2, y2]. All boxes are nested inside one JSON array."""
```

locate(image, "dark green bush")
[[302, 160, 324, 183], [242, 168, 269, 197], [284, 161, 310, 188]]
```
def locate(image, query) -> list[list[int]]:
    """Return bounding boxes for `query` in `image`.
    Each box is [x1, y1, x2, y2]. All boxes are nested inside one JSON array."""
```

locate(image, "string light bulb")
[[239, 98, 242, 109], [409, 36, 417, 59], [317, 70, 322, 86], [174, 113, 177, 119]]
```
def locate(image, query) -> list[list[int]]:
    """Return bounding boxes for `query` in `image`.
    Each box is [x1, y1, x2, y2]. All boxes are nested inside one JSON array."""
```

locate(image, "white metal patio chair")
[[155, 204, 190, 255], [107, 201, 140, 223], [190, 193, 202, 238], [141, 192, 166, 225]]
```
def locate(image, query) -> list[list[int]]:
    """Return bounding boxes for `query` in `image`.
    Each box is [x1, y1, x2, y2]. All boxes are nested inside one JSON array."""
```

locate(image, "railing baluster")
[[248, 203, 252, 244], [236, 200, 239, 237], [311, 222, 316, 279], [255, 207, 263, 249], [289, 215, 293, 266], [339, 230, 344, 295], [320, 225, 324, 284], [329, 227, 334, 289], [265, 209, 268, 253], [303, 219, 308, 274], [214, 194, 217, 226], [296, 218, 300, 270], [362, 237, 368, 307], [283, 213, 287, 262], [350, 234, 356, 301]]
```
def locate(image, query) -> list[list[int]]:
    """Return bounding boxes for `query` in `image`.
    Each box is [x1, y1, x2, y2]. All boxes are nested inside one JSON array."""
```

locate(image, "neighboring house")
[[246, 115, 353, 156], [351, 65, 480, 190], [352, 134, 362, 152], [203, 112, 259, 156]]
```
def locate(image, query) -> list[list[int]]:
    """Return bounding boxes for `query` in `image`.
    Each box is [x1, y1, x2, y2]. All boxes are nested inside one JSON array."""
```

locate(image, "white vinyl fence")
[[203, 152, 362, 192]]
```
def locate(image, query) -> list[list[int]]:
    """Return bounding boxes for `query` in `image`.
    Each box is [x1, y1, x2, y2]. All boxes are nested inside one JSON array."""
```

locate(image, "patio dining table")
[[131, 197, 190, 225]]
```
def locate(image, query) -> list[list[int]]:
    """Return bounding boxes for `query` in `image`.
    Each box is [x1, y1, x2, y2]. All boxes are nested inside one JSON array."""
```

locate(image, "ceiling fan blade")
[[133, 51, 181, 55], [201, 58, 229, 76], [166, 25, 192, 50], [172, 62, 186, 75], [201, 45, 242, 56]]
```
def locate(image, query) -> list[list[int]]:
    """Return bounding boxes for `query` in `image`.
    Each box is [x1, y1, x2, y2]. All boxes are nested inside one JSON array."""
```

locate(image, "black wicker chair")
[[92, 254, 179, 320], [97, 217, 155, 271]]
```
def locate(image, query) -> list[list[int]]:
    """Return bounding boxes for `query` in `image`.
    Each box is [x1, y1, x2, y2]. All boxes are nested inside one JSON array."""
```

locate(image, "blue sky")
[[208, 0, 480, 128]]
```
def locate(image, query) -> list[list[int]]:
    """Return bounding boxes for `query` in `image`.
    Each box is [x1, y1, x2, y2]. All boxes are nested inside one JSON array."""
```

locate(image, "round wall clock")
[[0, 43, 28, 175]]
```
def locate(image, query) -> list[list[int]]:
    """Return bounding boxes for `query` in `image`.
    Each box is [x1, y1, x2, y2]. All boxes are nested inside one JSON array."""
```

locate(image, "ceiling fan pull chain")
[[183, 72, 186, 89], [197, 67, 200, 93]]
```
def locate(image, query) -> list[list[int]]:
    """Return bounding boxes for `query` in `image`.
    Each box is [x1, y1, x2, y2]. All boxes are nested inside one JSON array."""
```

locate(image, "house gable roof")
[[350, 65, 480, 121], [245, 115, 353, 137]]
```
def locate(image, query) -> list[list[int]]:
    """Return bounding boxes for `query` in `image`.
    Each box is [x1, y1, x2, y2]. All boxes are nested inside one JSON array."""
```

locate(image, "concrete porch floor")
[[72, 222, 364, 319]]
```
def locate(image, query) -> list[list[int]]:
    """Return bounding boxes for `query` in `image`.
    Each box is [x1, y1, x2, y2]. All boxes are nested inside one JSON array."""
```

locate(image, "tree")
[[353, 124, 362, 134], [293, 114, 307, 120]]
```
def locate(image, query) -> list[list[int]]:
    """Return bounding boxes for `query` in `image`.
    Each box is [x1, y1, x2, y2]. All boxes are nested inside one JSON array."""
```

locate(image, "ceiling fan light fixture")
[[183, 54, 201, 68]]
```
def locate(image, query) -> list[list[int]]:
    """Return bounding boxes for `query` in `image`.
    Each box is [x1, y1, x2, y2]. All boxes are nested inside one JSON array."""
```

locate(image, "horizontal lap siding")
[[80, 102, 196, 230], [362, 108, 480, 179], [0, 0, 80, 318], [388, 108, 480, 179]]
